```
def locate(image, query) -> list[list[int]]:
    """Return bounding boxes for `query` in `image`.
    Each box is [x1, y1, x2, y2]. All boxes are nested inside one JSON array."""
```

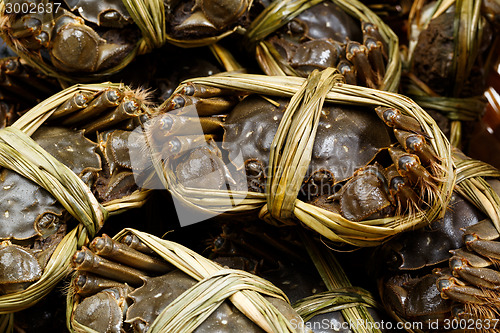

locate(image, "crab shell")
[[167, 0, 251, 39], [222, 95, 392, 196], [0, 127, 101, 241]]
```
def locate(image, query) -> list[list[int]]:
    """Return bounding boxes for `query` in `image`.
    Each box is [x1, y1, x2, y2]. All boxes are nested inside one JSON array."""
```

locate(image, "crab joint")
[[71, 246, 146, 286]]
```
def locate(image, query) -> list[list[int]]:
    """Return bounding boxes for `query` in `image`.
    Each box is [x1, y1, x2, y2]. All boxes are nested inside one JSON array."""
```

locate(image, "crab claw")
[[10, 16, 42, 39], [375, 107, 423, 134], [346, 41, 378, 89], [337, 164, 393, 221]]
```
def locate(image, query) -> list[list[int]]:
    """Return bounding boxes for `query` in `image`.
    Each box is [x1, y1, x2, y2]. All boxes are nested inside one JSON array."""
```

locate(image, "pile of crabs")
[[1, 0, 500, 332]]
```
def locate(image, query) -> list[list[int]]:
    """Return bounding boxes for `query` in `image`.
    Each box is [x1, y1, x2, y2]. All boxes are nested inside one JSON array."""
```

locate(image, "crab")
[[0, 89, 148, 295], [165, 0, 259, 40], [408, 2, 496, 98], [256, 1, 389, 89], [70, 233, 304, 333], [377, 182, 500, 330], [0, 0, 140, 73], [146, 81, 443, 223]]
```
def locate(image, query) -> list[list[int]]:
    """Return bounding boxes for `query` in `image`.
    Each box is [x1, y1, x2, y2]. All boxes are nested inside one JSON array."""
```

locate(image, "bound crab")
[[0, 84, 150, 309], [0, 0, 140, 76], [165, 0, 263, 42], [140, 71, 450, 246], [378, 178, 500, 331], [69, 232, 305, 333], [246, 0, 400, 90]]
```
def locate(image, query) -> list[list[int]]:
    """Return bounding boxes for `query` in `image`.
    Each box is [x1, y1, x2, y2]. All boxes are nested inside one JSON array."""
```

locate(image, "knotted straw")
[[68, 228, 304, 333], [0, 83, 149, 313], [245, 0, 401, 92], [295, 232, 382, 333], [158, 69, 454, 247], [404, 0, 497, 146]]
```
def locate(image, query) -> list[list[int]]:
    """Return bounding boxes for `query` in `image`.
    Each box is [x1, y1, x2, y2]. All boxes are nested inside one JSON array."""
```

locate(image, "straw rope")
[[158, 70, 454, 246]]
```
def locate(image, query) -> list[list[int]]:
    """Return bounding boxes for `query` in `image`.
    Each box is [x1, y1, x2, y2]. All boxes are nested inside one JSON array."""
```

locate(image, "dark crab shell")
[[222, 95, 392, 186], [0, 127, 101, 240]]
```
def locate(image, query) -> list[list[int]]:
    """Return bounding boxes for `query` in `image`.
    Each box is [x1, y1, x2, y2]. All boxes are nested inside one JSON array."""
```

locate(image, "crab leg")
[[393, 129, 439, 167], [73, 272, 127, 296], [388, 147, 435, 185], [164, 94, 238, 116], [463, 220, 500, 260], [51, 92, 93, 119], [160, 134, 216, 155], [385, 165, 420, 214], [121, 234, 156, 255], [364, 36, 386, 84], [449, 257, 500, 289], [180, 83, 237, 98], [362, 22, 388, 56], [61, 88, 124, 125], [436, 274, 490, 305], [90, 234, 172, 274], [346, 41, 378, 89], [147, 113, 224, 138], [82, 97, 142, 133], [375, 107, 423, 134], [71, 246, 146, 286], [337, 60, 357, 85]]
